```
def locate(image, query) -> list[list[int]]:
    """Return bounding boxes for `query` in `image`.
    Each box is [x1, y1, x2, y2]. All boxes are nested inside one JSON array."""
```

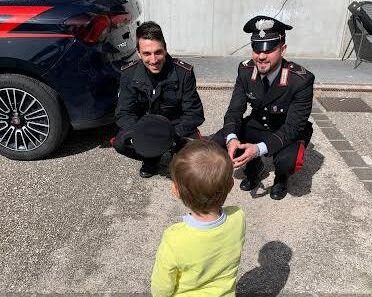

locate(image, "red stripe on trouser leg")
[[110, 137, 116, 146], [196, 129, 202, 139], [294, 142, 305, 173]]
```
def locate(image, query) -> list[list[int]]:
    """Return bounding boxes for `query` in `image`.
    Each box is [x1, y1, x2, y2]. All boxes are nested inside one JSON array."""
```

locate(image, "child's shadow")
[[236, 241, 292, 297]]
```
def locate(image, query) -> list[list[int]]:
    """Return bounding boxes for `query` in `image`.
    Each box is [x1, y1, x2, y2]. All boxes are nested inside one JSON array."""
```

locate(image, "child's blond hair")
[[170, 140, 233, 214]]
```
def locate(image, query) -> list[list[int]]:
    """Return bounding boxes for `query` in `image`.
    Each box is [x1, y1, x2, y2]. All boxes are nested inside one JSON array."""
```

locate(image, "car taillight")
[[110, 13, 131, 28], [65, 14, 111, 45]]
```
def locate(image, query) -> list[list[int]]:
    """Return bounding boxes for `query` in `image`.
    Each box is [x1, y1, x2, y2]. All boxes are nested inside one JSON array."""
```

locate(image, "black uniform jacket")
[[115, 54, 204, 137], [223, 58, 315, 156]]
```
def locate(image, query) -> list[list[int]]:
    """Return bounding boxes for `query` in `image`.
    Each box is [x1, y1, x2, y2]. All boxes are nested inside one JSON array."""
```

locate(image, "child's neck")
[[190, 208, 221, 222]]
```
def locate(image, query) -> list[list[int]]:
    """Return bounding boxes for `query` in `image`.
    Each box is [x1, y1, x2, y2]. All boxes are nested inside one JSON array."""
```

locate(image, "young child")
[[151, 140, 246, 297]]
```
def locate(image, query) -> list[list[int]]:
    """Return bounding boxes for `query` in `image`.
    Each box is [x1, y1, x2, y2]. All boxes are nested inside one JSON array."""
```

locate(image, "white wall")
[[139, 0, 354, 58]]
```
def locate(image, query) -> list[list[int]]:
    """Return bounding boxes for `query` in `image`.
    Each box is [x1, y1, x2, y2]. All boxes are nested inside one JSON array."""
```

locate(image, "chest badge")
[[246, 92, 256, 100]]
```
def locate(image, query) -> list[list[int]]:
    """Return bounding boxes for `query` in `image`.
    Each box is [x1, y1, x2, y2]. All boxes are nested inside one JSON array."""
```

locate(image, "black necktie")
[[262, 76, 270, 94]]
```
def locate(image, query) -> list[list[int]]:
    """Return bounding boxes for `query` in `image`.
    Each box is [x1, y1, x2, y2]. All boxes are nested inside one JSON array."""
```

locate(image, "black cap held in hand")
[[133, 114, 175, 158], [243, 15, 292, 52]]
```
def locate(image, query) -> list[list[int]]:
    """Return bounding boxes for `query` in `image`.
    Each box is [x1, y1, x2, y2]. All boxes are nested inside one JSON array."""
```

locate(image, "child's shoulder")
[[224, 206, 246, 234], [224, 205, 245, 219], [163, 221, 188, 238]]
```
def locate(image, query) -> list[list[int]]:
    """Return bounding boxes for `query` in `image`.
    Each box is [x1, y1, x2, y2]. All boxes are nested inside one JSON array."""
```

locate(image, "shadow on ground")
[[52, 124, 118, 158], [236, 241, 292, 296]]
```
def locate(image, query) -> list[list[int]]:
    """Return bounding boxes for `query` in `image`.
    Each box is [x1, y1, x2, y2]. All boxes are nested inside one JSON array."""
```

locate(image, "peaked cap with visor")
[[244, 15, 293, 52]]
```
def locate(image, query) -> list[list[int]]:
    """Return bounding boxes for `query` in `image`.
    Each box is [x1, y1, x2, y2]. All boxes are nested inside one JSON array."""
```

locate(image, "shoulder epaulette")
[[287, 62, 308, 77], [120, 60, 139, 71], [173, 59, 193, 71], [241, 59, 255, 67]]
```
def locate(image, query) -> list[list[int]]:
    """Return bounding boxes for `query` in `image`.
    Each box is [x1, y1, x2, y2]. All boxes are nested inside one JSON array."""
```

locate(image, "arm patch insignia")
[[173, 59, 193, 71], [121, 60, 139, 71], [287, 62, 308, 77]]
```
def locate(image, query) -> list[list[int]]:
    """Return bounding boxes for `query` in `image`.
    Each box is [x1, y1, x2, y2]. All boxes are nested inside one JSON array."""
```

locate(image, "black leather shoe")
[[240, 161, 264, 191], [139, 161, 159, 178], [240, 176, 260, 191], [270, 181, 288, 200]]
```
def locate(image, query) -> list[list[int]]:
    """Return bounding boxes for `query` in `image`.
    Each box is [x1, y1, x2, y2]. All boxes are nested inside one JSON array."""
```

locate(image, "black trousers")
[[213, 122, 312, 179], [113, 128, 200, 163]]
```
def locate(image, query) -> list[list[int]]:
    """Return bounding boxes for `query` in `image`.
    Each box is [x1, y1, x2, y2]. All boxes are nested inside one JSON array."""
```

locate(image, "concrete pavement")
[[1, 57, 372, 296]]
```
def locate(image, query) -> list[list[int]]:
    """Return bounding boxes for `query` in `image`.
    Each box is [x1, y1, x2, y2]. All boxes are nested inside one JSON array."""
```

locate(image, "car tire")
[[0, 74, 69, 160]]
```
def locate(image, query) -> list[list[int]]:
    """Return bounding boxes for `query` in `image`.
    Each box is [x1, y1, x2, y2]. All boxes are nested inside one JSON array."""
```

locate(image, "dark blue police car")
[[0, 0, 140, 160]]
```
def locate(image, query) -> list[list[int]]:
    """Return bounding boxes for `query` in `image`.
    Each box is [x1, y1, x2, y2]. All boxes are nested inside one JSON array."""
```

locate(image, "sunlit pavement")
[[1, 57, 372, 296]]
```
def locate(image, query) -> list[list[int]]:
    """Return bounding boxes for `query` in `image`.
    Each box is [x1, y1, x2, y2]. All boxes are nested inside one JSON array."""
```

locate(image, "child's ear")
[[172, 182, 180, 198]]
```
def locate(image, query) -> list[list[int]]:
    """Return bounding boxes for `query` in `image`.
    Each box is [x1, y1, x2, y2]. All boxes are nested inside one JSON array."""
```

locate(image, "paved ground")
[[1, 78, 372, 295], [1, 56, 372, 295]]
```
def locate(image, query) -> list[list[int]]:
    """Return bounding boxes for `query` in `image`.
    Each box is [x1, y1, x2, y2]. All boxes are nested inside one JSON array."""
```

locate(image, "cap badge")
[[255, 19, 274, 38]]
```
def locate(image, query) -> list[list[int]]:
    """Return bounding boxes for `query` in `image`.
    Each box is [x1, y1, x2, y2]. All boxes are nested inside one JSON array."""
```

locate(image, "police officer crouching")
[[113, 21, 204, 178], [213, 16, 315, 200]]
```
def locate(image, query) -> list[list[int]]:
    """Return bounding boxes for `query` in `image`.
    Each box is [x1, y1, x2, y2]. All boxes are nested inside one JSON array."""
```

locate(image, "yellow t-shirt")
[[151, 206, 246, 297]]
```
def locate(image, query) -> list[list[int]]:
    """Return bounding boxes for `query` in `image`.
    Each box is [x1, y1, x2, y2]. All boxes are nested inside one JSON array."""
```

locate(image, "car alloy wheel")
[[0, 87, 50, 152], [0, 74, 69, 160]]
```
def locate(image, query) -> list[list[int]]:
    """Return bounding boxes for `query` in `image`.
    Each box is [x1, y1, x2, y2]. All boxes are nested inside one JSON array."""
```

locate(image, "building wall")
[[139, 0, 354, 58]]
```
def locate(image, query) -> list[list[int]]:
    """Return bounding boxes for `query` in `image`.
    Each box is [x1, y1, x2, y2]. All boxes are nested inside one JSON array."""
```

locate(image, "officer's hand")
[[227, 139, 240, 161], [232, 143, 258, 168]]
